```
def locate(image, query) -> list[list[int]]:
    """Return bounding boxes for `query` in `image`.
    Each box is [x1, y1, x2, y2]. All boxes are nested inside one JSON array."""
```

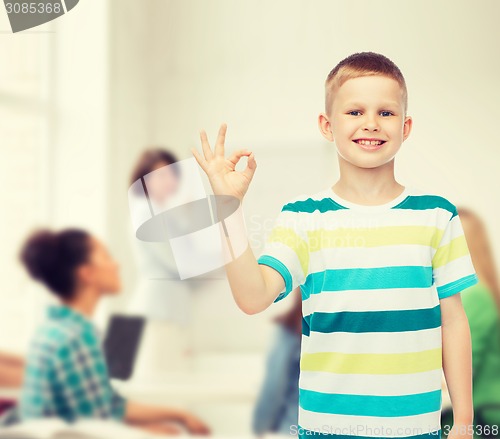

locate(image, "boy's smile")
[[353, 138, 386, 151], [319, 75, 412, 170]]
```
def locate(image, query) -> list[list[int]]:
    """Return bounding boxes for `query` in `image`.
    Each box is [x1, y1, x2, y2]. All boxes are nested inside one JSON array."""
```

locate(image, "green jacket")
[[462, 281, 500, 430]]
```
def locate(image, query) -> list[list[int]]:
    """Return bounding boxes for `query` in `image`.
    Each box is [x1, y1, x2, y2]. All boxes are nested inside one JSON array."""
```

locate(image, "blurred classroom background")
[[0, 0, 499, 435]]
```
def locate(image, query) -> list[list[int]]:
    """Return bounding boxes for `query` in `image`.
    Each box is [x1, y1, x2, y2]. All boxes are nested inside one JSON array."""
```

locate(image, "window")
[[0, 34, 52, 352]]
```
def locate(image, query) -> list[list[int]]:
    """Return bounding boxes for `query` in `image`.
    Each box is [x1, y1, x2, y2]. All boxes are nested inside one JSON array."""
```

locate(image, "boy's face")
[[318, 75, 412, 170]]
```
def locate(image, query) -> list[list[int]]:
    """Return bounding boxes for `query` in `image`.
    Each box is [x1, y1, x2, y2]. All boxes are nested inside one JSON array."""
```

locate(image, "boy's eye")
[[347, 110, 394, 117]]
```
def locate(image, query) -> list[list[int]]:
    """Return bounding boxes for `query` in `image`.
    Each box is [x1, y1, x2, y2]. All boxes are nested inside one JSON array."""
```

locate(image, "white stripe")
[[301, 327, 442, 354], [271, 209, 310, 233], [303, 287, 439, 314], [299, 369, 442, 396], [298, 407, 442, 437], [433, 254, 476, 288], [437, 214, 467, 243], [307, 202, 452, 229], [309, 244, 432, 270]]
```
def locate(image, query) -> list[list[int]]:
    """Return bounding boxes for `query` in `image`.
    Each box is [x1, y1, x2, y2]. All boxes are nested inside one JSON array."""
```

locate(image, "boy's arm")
[[125, 401, 210, 434], [441, 293, 474, 427], [225, 245, 285, 314], [192, 123, 285, 314]]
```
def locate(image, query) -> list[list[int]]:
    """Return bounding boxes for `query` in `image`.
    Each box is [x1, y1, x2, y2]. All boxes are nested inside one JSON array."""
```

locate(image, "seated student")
[[18, 228, 210, 436]]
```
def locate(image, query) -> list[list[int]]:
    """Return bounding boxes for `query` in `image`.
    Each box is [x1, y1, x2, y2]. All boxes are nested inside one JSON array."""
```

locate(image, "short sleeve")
[[257, 199, 310, 303], [432, 207, 478, 300]]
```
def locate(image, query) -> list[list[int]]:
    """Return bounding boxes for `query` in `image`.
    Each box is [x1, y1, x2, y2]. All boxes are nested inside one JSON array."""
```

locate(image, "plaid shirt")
[[19, 305, 126, 423]]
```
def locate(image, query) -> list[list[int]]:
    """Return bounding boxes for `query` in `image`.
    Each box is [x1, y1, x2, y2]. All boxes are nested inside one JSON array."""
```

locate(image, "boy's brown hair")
[[325, 51, 408, 117]]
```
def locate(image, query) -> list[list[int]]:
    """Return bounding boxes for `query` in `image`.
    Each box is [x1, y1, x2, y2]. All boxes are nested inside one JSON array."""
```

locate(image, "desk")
[[0, 418, 291, 438], [113, 368, 261, 435], [0, 388, 19, 400]]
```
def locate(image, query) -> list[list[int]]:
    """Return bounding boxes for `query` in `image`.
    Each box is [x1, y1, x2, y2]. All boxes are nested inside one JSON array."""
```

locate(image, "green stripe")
[[297, 426, 441, 439], [302, 316, 310, 336], [283, 194, 457, 217], [299, 388, 442, 417], [301, 266, 433, 300], [283, 198, 347, 213], [395, 195, 457, 218], [257, 255, 293, 302], [437, 274, 478, 300], [306, 305, 441, 334]]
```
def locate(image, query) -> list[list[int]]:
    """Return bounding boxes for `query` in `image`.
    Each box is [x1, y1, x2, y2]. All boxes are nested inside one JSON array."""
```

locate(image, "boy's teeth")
[[357, 140, 383, 145]]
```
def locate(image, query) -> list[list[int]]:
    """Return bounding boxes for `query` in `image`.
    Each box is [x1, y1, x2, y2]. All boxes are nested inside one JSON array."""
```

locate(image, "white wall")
[[50, 1, 109, 234], [105, 0, 154, 316], [0, 0, 110, 351], [139, 0, 500, 271]]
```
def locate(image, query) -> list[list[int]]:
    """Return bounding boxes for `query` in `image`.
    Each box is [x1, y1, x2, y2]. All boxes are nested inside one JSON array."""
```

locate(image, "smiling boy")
[[192, 51, 478, 439]]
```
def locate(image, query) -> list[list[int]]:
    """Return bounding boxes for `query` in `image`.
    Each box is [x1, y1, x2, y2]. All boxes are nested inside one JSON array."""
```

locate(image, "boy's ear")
[[318, 113, 334, 142], [403, 115, 413, 141]]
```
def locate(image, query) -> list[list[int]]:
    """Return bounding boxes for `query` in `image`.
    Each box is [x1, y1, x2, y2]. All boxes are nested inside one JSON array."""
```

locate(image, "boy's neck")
[[333, 157, 403, 204]]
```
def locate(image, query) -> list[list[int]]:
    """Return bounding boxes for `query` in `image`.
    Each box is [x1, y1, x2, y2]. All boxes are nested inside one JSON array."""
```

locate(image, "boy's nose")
[[363, 119, 380, 131]]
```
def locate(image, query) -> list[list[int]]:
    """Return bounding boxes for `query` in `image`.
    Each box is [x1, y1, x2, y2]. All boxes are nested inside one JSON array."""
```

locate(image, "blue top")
[[19, 304, 126, 423], [252, 324, 301, 436]]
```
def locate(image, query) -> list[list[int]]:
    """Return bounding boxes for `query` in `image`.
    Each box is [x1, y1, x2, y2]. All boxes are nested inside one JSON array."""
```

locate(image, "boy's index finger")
[[214, 123, 227, 157]]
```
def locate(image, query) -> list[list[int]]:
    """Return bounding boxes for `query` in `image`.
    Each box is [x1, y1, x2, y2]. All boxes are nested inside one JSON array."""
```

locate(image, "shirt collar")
[[46, 304, 92, 329]]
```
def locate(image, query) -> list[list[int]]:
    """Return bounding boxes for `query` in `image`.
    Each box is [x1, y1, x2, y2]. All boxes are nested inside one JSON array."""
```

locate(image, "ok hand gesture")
[[191, 123, 257, 202]]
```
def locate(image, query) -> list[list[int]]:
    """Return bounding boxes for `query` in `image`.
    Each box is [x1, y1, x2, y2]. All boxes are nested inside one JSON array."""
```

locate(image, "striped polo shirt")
[[257, 185, 478, 439]]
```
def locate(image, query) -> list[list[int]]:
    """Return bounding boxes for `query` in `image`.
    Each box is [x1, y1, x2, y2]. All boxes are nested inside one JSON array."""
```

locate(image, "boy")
[[192, 51, 477, 439]]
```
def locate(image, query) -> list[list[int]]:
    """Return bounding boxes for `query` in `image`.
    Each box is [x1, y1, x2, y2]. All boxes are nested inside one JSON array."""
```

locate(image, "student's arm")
[[125, 401, 210, 435], [0, 363, 24, 387], [441, 293, 474, 433], [0, 351, 24, 368], [192, 123, 285, 314], [0, 351, 25, 387]]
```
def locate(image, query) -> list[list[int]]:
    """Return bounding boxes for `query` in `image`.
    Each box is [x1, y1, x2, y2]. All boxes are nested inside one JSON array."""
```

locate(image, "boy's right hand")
[[191, 123, 257, 201]]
